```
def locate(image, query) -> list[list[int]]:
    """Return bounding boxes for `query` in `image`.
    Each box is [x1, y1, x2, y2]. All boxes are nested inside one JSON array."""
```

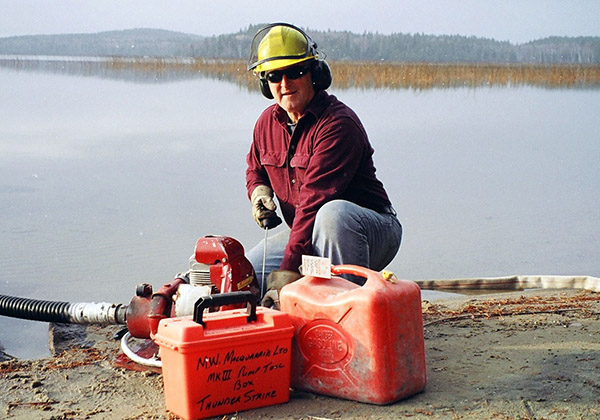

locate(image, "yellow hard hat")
[[248, 23, 317, 73]]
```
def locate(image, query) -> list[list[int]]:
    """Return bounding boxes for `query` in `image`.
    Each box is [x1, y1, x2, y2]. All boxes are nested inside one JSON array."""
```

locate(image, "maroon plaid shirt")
[[246, 91, 392, 271]]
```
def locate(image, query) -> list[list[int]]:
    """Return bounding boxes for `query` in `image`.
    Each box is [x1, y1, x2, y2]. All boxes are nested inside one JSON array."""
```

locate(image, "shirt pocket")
[[290, 154, 310, 188], [260, 151, 288, 201], [260, 151, 286, 167]]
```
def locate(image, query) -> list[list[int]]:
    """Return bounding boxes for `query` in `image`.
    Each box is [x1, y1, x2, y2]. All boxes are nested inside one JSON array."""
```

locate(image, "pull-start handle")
[[193, 291, 257, 327], [261, 215, 282, 229]]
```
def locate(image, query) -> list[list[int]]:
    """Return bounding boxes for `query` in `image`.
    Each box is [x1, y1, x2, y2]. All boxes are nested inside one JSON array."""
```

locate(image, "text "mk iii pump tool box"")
[[154, 291, 294, 420]]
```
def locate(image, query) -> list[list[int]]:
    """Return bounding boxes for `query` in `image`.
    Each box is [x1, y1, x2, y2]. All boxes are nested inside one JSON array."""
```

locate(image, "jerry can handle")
[[193, 291, 258, 327], [330, 264, 380, 282]]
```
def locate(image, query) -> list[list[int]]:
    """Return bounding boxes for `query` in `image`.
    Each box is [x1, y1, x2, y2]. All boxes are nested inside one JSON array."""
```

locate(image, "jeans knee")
[[314, 200, 351, 238]]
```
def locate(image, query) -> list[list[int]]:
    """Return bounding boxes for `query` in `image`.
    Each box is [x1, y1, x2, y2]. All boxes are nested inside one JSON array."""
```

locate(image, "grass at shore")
[[331, 61, 600, 89], [3, 56, 599, 89], [113, 57, 600, 89]]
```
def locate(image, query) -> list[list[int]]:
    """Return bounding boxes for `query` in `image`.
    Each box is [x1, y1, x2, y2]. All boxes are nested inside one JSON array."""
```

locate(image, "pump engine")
[[126, 235, 259, 339]]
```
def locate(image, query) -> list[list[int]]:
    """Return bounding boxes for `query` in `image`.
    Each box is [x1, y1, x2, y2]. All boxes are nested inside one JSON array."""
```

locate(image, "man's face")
[[266, 64, 315, 123]]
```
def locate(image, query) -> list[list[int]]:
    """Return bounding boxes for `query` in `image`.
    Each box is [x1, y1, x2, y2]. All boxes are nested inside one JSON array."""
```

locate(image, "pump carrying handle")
[[193, 291, 257, 327]]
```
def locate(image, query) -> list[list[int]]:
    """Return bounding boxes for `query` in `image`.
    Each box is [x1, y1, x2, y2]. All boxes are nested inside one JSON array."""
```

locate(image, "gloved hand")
[[261, 270, 302, 309], [251, 185, 282, 229]]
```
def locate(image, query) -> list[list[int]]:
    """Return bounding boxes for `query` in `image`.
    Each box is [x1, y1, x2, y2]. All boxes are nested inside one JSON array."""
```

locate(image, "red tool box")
[[154, 292, 294, 420], [279, 265, 427, 404]]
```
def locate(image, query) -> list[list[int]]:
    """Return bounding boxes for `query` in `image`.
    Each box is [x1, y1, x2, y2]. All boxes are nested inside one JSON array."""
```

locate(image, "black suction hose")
[[0, 295, 71, 323], [0, 294, 127, 325]]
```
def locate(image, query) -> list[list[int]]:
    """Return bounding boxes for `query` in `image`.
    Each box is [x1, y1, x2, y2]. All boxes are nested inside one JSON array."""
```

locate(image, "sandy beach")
[[1, 288, 599, 420]]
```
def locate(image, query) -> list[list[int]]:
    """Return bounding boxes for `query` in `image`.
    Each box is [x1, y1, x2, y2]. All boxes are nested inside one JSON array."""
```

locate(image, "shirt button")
[[291, 179, 296, 184]]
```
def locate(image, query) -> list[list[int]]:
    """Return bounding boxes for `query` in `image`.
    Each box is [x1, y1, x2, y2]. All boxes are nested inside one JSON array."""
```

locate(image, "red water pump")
[[125, 235, 259, 339]]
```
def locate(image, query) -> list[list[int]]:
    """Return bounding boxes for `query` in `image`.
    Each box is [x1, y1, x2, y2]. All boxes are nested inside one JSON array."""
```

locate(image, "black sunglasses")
[[265, 65, 310, 83]]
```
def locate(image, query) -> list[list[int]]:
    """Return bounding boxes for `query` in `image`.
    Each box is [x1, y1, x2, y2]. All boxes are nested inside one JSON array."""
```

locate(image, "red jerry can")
[[279, 264, 426, 404]]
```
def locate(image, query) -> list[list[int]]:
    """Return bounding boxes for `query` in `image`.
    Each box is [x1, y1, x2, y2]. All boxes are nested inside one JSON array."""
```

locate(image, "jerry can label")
[[301, 255, 332, 278], [298, 319, 350, 364]]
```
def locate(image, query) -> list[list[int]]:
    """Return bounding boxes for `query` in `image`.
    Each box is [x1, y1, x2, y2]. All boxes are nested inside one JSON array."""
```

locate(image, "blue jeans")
[[246, 199, 402, 290]]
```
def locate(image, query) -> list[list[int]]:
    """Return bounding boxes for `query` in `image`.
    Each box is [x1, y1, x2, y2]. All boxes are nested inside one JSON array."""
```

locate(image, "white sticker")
[[301, 255, 332, 279]]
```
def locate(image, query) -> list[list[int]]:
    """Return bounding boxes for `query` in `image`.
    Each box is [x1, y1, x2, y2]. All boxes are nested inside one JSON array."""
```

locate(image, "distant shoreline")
[[1, 55, 598, 90]]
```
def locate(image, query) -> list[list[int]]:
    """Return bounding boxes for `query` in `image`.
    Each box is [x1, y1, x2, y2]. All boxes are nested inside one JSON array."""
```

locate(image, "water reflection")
[[0, 55, 244, 85], [1, 55, 599, 90]]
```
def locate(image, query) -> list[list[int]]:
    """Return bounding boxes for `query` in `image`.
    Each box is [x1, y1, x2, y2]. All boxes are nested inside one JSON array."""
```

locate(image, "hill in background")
[[0, 26, 598, 64]]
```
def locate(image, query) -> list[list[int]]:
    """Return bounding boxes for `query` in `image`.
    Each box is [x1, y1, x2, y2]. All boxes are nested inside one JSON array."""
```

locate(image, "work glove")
[[251, 185, 282, 229], [261, 270, 302, 310]]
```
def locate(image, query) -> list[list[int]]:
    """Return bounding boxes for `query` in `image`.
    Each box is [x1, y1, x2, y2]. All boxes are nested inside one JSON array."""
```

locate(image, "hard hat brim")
[[254, 56, 315, 74]]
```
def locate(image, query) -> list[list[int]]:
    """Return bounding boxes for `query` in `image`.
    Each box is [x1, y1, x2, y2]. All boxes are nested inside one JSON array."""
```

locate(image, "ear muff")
[[259, 77, 274, 99], [311, 60, 332, 91]]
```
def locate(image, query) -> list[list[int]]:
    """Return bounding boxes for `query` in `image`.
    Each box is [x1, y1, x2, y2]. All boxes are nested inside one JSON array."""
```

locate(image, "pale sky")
[[1, 0, 599, 44]]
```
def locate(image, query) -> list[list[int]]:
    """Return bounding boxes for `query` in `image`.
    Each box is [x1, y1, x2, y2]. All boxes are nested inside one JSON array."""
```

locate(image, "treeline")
[[321, 32, 600, 64], [0, 26, 598, 64]]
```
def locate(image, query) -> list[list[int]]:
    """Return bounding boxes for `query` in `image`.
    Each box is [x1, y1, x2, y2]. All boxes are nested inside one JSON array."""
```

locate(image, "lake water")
[[1, 60, 599, 358]]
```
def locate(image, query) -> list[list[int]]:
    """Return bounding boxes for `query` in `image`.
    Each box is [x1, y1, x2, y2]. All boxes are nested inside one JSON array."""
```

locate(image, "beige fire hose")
[[414, 275, 600, 293]]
